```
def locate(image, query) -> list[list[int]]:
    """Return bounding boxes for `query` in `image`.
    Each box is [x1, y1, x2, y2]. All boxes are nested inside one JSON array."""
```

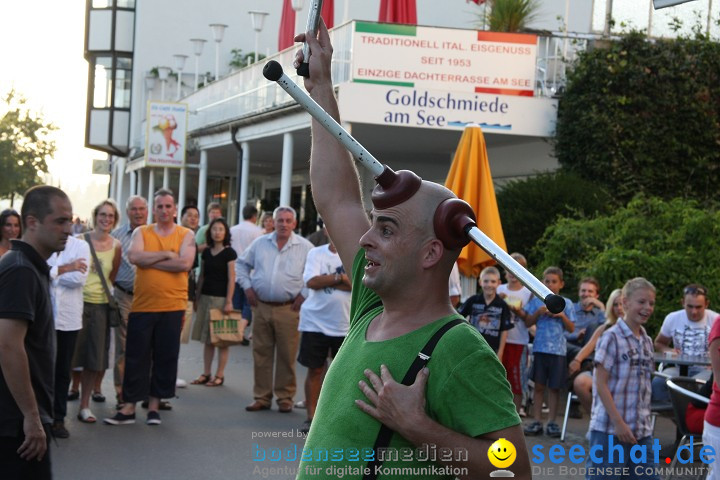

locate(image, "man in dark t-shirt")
[[0, 186, 73, 480]]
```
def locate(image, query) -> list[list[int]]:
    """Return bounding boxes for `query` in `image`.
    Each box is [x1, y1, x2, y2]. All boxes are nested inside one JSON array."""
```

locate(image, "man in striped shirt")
[[110, 195, 148, 407]]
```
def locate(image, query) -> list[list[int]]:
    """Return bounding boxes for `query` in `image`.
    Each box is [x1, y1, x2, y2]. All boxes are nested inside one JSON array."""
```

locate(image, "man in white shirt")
[[229, 205, 263, 333], [237, 206, 313, 413], [297, 236, 351, 433], [47, 234, 91, 438], [652, 284, 717, 403]]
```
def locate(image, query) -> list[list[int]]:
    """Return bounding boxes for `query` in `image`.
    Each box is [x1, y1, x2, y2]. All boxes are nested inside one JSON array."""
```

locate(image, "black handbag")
[[84, 233, 121, 327]]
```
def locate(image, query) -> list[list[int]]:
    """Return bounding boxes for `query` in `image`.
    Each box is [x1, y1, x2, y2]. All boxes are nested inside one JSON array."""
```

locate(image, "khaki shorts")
[[72, 302, 111, 371]]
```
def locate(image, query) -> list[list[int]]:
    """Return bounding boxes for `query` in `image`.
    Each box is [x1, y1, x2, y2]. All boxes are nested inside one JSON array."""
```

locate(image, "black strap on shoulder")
[[363, 317, 463, 480]]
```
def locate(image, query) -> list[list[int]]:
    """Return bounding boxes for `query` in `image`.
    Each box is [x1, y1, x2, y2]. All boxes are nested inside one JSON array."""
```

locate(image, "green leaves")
[[554, 31, 720, 204], [533, 196, 720, 336], [0, 90, 56, 200]]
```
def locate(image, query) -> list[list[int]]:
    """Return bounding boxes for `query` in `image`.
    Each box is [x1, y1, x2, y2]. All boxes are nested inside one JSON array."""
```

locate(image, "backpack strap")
[[363, 317, 464, 480]]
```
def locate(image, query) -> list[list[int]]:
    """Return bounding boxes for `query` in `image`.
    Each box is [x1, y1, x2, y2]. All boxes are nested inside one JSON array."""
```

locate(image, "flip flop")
[[78, 408, 97, 423]]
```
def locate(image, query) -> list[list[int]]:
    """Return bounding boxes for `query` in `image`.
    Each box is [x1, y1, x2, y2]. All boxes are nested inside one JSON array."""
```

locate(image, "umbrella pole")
[[263, 60, 565, 314]]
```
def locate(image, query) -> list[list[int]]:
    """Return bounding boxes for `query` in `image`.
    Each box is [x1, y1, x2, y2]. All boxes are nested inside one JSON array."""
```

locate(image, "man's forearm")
[[151, 257, 192, 272], [129, 250, 169, 267], [0, 344, 41, 422]]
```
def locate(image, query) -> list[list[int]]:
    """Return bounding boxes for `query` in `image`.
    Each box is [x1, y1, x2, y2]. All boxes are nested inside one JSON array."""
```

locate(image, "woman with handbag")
[[191, 217, 236, 387], [73, 199, 121, 423]]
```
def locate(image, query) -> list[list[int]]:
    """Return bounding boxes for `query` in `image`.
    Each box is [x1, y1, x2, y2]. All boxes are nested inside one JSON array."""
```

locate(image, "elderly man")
[[0, 186, 73, 479], [110, 195, 148, 407], [104, 189, 195, 426], [652, 284, 718, 403], [238, 206, 312, 413], [291, 21, 530, 479]]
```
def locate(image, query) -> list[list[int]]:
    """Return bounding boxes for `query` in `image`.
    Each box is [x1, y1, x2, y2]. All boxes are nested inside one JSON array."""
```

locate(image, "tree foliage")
[[554, 31, 720, 203], [531, 195, 720, 336], [496, 171, 615, 262], [474, 0, 541, 32], [0, 90, 56, 200]]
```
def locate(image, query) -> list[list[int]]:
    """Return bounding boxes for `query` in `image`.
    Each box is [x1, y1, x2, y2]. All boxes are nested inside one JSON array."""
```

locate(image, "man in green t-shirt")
[[287, 20, 530, 480]]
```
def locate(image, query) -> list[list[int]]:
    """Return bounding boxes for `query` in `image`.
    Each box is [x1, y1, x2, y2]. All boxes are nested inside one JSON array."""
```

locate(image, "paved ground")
[[52, 340, 704, 479]]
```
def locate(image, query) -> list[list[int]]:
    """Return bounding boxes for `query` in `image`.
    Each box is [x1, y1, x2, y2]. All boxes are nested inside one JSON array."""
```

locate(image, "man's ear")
[[421, 239, 444, 269], [23, 215, 38, 232]]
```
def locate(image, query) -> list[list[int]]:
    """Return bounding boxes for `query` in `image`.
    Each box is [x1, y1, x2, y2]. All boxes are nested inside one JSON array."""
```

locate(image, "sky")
[[1, 0, 109, 220]]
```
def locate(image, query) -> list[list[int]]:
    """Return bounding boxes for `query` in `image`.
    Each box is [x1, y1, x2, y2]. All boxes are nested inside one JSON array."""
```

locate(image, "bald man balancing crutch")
[[289, 19, 530, 480]]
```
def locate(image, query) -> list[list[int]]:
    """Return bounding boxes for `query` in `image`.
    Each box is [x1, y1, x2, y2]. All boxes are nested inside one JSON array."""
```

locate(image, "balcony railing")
[[132, 21, 592, 151]]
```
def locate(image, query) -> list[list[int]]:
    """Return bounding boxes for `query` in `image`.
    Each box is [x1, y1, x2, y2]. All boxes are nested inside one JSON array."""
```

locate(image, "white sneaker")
[[176, 378, 188, 388]]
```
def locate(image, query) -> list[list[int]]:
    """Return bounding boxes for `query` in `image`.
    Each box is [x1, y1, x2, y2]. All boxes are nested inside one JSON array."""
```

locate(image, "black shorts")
[[297, 332, 345, 369], [531, 352, 568, 390]]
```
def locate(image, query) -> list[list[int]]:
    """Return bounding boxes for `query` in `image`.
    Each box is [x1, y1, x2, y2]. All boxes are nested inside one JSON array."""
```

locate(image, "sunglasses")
[[684, 286, 708, 296]]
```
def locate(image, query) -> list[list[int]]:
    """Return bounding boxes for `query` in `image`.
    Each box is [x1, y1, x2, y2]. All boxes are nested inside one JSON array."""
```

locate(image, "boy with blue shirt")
[[523, 266, 576, 437]]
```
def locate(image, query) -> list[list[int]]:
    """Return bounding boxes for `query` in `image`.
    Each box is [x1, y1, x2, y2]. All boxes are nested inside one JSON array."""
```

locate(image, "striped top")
[[111, 224, 137, 291]]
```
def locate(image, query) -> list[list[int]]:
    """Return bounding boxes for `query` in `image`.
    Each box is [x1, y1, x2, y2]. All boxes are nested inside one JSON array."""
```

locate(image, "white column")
[[280, 133, 293, 207], [198, 150, 208, 225], [129, 170, 137, 196], [137, 169, 144, 198], [115, 157, 126, 203], [238, 142, 251, 224], [163, 167, 170, 189], [147, 169, 156, 223], [178, 165, 187, 217], [109, 157, 117, 200]]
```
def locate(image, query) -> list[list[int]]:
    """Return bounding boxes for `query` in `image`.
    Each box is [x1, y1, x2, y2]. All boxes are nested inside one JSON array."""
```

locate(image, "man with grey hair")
[[237, 206, 313, 412], [110, 195, 148, 407]]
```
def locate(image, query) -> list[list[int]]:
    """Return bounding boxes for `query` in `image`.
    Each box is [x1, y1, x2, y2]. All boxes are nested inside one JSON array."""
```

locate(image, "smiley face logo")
[[488, 438, 517, 469]]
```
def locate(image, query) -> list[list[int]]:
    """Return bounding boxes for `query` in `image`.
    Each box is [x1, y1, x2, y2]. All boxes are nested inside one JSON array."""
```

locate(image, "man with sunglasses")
[[652, 284, 718, 403]]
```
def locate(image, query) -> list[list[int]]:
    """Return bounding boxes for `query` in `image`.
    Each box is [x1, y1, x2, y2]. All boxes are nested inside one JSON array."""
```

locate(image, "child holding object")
[[586, 277, 659, 480], [523, 266, 576, 437]]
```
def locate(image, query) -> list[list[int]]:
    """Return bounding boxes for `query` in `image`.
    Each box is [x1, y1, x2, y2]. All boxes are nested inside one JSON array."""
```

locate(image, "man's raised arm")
[[296, 19, 370, 272]]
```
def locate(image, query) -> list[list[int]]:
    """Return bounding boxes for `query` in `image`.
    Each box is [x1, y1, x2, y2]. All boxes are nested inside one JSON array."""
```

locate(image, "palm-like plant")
[[478, 0, 541, 32]]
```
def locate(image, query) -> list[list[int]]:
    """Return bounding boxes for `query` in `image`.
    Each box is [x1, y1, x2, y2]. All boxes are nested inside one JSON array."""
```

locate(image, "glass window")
[[116, 0, 135, 8], [92, 0, 112, 8], [114, 57, 132, 108], [93, 57, 113, 108]]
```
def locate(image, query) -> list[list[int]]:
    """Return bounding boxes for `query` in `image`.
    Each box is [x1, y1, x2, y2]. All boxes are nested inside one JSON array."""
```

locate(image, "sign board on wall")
[[145, 101, 188, 168], [338, 82, 558, 137], [351, 22, 537, 97]]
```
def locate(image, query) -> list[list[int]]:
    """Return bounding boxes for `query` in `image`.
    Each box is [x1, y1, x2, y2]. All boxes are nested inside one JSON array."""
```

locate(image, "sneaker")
[[546, 422, 561, 438], [541, 402, 550, 414], [523, 421, 543, 436], [176, 378, 188, 388], [146, 411, 162, 426], [299, 419, 312, 434], [294, 400, 306, 409], [103, 412, 136, 425], [52, 421, 70, 439]]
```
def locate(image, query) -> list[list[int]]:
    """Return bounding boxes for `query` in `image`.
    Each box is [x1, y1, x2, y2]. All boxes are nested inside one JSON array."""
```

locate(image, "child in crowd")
[[459, 266, 513, 359], [497, 253, 534, 415], [523, 266, 575, 437], [586, 277, 658, 480]]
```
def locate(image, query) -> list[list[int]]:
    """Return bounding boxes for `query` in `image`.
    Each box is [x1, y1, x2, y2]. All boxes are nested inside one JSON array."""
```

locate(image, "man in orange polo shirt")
[[104, 189, 195, 426]]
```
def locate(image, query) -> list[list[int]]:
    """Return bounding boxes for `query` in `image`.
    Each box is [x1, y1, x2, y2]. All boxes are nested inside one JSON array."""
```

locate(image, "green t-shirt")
[[296, 249, 520, 480]]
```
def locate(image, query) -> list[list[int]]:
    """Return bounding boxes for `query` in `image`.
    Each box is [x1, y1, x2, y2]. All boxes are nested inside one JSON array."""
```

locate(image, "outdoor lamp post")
[[209, 23, 228, 81], [190, 38, 206, 91], [173, 54, 188, 100], [248, 11, 269, 64], [157, 66, 171, 101]]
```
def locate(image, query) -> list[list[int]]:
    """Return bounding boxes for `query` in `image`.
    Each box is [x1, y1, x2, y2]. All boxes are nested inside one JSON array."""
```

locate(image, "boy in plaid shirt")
[[586, 277, 659, 480]]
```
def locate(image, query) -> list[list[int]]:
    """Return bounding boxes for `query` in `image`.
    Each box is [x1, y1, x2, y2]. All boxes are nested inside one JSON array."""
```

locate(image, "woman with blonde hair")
[[569, 288, 624, 415], [73, 199, 122, 423]]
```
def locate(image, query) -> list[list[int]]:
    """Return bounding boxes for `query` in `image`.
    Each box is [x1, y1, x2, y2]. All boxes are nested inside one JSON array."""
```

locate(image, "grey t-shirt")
[[0, 240, 55, 435]]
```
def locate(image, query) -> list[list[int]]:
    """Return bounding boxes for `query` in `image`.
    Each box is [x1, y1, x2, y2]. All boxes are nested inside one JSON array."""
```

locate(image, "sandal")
[[205, 376, 224, 387], [68, 390, 79, 401], [191, 374, 211, 385], [92, 391, 106, 403], [77, 408, 97, 423]]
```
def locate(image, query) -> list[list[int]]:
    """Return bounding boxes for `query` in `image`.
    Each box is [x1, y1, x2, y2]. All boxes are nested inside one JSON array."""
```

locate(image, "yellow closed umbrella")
[[444, 125, 507, 277]]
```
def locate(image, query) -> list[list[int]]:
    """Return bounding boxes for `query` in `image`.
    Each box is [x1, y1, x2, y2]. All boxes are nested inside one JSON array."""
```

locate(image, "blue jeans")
[[232, 283, 252, 323], [586, 431, 660, 480]]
